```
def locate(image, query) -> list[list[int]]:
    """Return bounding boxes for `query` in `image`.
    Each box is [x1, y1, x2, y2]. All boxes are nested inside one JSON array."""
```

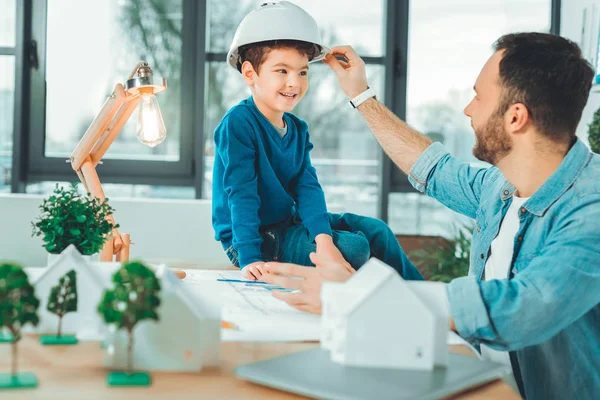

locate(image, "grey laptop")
[[235, 348, 511, 400]]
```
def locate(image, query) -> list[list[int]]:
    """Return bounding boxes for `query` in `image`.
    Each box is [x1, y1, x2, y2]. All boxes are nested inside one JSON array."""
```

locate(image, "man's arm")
[[323, 46, 498, 219], [323, 48, 432, 175], [448, 194, 600, 350], [357, 98, 433, 175]]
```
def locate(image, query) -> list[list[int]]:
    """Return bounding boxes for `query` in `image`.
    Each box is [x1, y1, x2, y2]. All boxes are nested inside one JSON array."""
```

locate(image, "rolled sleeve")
[[447, 276, 497, 341], [408, 142, 450, 193]]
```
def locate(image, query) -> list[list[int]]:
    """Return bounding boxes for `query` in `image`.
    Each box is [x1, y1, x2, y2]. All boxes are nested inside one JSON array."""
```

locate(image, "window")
[[204, 0, 386, 218], [44, 0, 183, 161], [388, 0, 552, 235], [26, 0, 194, 199], [0, 0, 16, 193], [12, 0, 558, 224]]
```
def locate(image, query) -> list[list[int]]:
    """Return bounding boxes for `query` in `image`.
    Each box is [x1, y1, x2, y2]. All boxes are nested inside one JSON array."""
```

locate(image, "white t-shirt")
[[480, 195, 529, 369]]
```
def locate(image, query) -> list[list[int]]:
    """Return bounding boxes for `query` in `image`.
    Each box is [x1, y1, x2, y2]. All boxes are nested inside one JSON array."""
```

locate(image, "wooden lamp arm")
[[70, 84, 141, 261]]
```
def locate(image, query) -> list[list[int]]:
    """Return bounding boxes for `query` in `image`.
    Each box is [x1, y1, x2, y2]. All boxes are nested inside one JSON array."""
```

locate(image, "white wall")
[[562, 0, 600, 143], [0, 194, 230, 268]]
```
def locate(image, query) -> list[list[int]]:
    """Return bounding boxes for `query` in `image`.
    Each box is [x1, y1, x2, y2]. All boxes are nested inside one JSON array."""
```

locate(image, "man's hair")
[[237, 40, 320, 73], [493, 32, 594, 143]]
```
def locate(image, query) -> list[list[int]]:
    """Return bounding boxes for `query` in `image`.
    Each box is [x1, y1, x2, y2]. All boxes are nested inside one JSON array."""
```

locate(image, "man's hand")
[[322, 46, 369, 99], [261, 252, 353, 314], [315, 234, 355, 274], [241, 261, 265, 280]]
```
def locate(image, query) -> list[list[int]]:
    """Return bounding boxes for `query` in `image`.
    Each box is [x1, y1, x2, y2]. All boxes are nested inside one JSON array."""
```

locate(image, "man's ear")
[[241, 61, 257, 86], [505, 103, 530, 134]]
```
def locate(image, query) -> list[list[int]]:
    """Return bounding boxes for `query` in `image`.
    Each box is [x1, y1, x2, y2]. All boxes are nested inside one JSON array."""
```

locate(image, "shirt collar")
[[499, 139, 591, 216]]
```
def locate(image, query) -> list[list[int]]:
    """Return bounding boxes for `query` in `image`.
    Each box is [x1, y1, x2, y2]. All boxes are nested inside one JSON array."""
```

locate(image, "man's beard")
[[472, 111, 512, 165]]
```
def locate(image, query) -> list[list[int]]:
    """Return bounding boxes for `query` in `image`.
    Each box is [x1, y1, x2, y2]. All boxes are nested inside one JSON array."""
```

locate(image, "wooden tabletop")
[[0, 335, 518, 399]]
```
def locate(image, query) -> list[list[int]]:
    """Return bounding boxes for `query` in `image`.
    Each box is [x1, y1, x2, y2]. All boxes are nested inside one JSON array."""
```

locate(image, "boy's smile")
[[242, 48, 309, 126]]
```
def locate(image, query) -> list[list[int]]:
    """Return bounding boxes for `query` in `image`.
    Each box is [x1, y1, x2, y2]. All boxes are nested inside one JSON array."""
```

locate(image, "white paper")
[[183, 269, 321, 342]]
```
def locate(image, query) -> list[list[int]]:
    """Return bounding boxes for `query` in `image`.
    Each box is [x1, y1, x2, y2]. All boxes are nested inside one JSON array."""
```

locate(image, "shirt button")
[[480, 253, 484, 259], [520, 207, 526, 214], [503, 190, 509, 196], [517, 236, 523, 242], [273, 256, 278, 261], [477, 227, 481, 232]]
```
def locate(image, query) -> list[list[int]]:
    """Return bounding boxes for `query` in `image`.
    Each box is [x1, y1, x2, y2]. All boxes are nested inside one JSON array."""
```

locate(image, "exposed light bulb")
[[136, 94, 167, 147]]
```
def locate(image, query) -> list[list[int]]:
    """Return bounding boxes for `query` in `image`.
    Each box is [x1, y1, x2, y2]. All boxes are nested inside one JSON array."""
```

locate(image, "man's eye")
[[300, 71, 307, 76], [277, 69, 287, 74]]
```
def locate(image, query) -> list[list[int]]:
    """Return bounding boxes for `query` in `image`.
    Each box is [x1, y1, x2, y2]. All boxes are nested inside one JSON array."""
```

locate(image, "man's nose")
[[463, 102, 471, 117]]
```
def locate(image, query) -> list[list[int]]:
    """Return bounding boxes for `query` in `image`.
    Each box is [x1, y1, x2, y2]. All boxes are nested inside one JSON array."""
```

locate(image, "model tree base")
[[106, 371, 151, 387], [39, 335, 78, 345], [0, 332, 13, 343], [0, 372, 38, 389]]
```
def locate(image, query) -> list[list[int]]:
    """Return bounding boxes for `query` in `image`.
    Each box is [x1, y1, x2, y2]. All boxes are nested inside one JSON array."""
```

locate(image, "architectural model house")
[[29, 245, 119, 340], [321, 258, 449, 370], [103, 264, 222, 372]]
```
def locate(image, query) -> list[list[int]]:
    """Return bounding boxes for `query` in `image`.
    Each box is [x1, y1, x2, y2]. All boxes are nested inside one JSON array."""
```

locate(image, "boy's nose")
[[286, 75, 299, 87]]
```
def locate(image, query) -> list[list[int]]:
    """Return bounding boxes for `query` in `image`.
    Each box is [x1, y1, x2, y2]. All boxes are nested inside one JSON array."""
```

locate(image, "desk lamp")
[[69, 62, 167, 262]]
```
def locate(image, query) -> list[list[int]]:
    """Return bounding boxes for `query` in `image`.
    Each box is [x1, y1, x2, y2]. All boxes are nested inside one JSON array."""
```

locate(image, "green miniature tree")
[[98, 261, 160, 386], [40, 270, 78, 345], [31, 183, 118, 255], [588, 107, 600, 154], [0, 263, 40, 389]]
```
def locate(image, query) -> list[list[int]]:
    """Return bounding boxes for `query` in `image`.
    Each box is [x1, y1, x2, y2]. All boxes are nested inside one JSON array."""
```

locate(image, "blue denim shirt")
[[408, 139, 600, 400]]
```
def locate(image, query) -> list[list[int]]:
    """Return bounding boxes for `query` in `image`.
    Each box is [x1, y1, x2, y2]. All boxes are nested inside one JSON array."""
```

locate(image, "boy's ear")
[[241, 61, 257, 86]]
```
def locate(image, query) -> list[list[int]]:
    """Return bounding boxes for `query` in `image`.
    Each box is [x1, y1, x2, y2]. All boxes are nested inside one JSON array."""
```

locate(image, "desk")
[[0, 335, 518, 399]]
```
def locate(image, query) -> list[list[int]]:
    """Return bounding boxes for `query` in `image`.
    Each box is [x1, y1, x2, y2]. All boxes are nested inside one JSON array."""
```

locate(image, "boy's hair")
[[237, 39, 320, 73]]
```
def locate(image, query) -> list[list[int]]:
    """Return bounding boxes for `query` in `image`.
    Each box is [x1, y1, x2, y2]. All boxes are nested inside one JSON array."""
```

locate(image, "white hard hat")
[[227, 1, 329, 72]]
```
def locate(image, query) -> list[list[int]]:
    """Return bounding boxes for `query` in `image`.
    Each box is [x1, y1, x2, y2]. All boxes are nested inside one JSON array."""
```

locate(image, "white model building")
[[30, 245, 118, 340], [321, 258, 449, 370], [103, 264, 221, 371]]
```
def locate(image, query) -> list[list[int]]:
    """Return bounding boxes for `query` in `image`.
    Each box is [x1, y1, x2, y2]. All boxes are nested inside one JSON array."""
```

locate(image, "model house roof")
[[334, 258, 429, 317], [154, 264, 220, 321], [32, 245, 108, 289]]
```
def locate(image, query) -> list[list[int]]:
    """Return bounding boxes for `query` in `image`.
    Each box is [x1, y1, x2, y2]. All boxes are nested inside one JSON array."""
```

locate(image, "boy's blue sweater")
[[212, 96, 332, 267]]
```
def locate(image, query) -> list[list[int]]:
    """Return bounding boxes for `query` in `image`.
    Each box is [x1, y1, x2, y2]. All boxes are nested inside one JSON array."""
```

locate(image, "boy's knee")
[[335, 231, 370, 269]]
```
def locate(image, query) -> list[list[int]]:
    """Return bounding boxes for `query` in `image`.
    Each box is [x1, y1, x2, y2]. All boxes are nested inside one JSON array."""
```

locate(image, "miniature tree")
[[40, 270, 78, 345], [588, 107, 600, 154], [98, 261, 160, 386], [0, 263, 40, 389], [31, 183, 118, 256]]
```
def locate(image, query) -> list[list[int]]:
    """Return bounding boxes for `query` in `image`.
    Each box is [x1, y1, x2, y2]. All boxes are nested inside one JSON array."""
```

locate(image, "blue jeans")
[[225, 213, 423, 280]]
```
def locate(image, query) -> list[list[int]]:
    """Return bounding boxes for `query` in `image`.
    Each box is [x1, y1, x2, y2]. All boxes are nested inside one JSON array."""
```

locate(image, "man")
[[261, 32, 600, 399]]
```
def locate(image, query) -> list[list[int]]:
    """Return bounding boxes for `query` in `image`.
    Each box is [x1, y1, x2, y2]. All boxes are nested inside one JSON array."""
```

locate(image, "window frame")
[[23, 0, 199, 189]]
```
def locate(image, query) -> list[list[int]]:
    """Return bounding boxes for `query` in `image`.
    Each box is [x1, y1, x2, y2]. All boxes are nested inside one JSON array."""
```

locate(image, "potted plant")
[[31, 183, 118, 264], [98, 261, 161, 387], [409, 223, 472, 283], [39, 270, 78, 345], [588, 107, 600, 154], [0, 262, 40, 389]]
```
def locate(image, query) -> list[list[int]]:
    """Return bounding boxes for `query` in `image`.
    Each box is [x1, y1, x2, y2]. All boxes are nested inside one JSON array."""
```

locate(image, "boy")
[[212, 2, 421, 281]]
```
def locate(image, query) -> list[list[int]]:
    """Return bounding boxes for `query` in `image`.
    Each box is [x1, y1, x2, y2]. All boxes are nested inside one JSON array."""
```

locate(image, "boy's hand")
[[314, 234, 355, 274], [241, 261, 266, 280]]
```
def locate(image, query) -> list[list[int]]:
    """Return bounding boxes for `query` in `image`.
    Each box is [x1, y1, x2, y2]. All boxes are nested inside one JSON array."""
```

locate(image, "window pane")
[[208, 0, 384, 56], [0, 0, 16, 47], [389, 0, 551, 235], [26, 181, 194, 199], [0, 56, 14, 193], [45, 0, 183, 161], [203, 61, 384, 218]]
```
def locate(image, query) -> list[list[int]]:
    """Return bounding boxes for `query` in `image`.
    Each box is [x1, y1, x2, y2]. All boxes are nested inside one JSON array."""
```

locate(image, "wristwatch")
[[349, 87, 376, 108]]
